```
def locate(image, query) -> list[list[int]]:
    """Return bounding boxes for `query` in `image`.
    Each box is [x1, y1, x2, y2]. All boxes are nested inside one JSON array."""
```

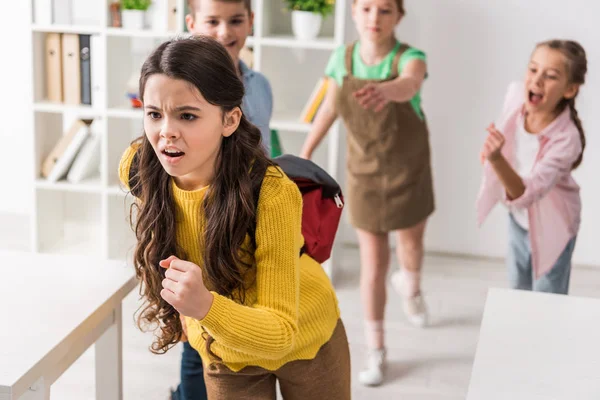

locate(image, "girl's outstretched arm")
[[354, 59, 426, 112], [300, 78, 339, 159]]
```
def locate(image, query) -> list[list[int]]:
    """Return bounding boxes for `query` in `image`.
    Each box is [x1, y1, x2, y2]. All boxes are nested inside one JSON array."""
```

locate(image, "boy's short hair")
[[397, 0, 404, 13], [187, 0, 252, 15]]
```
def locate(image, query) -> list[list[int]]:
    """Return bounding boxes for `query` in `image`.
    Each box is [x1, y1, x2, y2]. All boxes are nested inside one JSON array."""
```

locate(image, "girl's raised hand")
[[159, 255, 213, 320], [480, 123, 506, 164]]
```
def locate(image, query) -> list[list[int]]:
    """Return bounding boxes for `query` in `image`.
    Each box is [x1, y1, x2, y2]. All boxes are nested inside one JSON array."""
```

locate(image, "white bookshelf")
[[28, 0, 347, 280]]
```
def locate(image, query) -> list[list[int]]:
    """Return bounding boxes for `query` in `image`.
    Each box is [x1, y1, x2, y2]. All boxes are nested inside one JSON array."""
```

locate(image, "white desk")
[[0, 251, 137, 400], [467, 288, 600, 400]]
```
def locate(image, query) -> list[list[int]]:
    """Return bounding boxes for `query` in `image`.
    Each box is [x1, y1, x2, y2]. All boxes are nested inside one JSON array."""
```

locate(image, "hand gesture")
[[159, 256, 213, 320], [480, 123, 506, 164], [353, 83, 392, 112]]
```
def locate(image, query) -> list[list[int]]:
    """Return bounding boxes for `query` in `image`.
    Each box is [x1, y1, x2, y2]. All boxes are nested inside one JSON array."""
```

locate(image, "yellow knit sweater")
[[119, 146, 340, 371]]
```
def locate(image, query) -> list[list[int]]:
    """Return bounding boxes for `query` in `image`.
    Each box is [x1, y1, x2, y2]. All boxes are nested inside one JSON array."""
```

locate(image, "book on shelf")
[[79, 34, 92, 105], [45, 32, 63, 102], [67, 120, 101, 184], [299, 77, 329, 124], [168, 0, 178, 31], [46, 33, 97, 107], [90, 34, 105, 108], [61, 33, 81, 105], [41, 119, 92, 182], [79, 35, 92, 106]]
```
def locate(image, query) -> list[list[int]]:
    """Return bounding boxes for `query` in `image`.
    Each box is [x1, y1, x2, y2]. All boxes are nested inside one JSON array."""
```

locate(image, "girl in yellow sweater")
[[119, 36, 350, 399]]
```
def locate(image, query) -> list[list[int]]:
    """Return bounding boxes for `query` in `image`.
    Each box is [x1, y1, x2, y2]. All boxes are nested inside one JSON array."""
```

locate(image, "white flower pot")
[[121, 9, 146, 30], [291, 11, 322, 41]]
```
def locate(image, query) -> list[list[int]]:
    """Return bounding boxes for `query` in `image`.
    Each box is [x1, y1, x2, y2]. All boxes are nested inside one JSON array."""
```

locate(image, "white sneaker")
[[359, 348, 386, 386], [391, 271, 429, 328]]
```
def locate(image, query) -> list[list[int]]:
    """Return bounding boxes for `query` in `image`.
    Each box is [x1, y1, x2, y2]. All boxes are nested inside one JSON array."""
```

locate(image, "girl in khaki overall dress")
[[301, 0, 435, 387]]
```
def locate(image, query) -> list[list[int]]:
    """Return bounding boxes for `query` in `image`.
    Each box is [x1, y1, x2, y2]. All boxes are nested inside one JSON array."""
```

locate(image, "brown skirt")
[[346, 155, 435, 233]]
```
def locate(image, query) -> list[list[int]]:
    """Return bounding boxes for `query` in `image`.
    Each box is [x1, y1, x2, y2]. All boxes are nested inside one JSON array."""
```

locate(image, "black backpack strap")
[[273, 154, 341, 198], [248, 162, 268, 250]]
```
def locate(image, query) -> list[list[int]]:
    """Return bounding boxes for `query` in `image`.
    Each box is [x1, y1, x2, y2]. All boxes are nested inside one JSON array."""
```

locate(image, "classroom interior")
[[0, 1, 599, 399]]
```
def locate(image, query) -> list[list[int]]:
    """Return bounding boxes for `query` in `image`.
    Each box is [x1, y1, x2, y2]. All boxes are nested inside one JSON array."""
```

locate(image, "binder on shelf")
[[52, 0, 73, 25], [79, 35, 92, 105], [61, 34, 81, 105], [42, 119, 91, 182], [67, 120, 101, 183], [299, 77, 329, 124], [34, 0, 53, 25], [45, 33, 63, 103], [168, 0, 178, 31], [90, 35, 105, 109]]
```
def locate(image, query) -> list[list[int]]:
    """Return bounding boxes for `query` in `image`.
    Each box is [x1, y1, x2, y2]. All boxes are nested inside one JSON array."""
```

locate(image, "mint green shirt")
[[325, 41, 426, 119]]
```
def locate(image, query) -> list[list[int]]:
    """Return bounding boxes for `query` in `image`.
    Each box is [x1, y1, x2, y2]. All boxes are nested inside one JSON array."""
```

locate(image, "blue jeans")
[[507, 214, 576, 295], [171, 342, 208, 400]]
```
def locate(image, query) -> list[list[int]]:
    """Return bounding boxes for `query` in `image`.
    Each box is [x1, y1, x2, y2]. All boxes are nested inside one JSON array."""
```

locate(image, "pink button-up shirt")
[[476, 82, 582, 278]]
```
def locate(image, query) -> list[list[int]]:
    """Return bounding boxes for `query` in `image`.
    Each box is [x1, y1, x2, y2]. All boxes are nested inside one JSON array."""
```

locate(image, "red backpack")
[[129, 151, 344, 263], [254, 154, 344, 263]]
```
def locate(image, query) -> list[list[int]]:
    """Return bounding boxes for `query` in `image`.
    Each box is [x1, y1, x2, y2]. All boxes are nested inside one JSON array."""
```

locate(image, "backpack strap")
[[345, 42, 357, 77], [390, 43, 410, 79], [274, 154, 341, 198], [248, 162, 268, 252], [344, 42, 356, 76]]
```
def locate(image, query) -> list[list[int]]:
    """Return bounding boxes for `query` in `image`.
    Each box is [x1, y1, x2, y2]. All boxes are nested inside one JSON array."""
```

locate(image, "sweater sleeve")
[[118, 144, 139, 190], [187, 176, 302, 360]]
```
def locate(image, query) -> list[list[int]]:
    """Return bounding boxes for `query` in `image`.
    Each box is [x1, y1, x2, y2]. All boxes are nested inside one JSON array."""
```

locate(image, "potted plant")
[[121, 0, 152, 30], [284, 0, 335, 41]]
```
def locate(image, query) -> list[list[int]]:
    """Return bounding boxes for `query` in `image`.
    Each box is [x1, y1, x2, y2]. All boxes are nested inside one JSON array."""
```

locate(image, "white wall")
[[2, 1, 599, 266], [392, 0, 600, 266], [0, 1, 33, 215]]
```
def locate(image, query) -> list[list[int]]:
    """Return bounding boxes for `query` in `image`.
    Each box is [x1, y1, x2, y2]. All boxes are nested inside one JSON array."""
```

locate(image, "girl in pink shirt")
[[477, 40, 587, 294]]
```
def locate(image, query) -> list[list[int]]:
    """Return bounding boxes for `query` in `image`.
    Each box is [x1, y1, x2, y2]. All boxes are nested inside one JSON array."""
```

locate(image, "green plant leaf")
[[283, 0, 335, 16], [121, 0, 152, 11]]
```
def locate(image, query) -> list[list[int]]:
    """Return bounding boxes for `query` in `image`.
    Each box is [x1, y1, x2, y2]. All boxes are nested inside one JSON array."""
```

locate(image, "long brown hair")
[[536, 39, 587, 169], [129, 35, 273, 354]]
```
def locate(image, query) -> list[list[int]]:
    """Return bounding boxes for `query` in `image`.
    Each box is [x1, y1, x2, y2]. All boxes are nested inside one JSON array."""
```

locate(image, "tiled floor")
[[48, 248, 600, 399]]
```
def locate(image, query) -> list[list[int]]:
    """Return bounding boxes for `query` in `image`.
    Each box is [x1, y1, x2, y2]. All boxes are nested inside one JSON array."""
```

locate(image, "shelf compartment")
[[35, 190, 103, 256]]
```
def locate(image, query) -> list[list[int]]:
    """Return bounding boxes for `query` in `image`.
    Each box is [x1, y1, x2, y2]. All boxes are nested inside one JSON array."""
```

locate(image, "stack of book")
[[45, 33, 103, 107], [41, 119, 101, 183], [299, 77, 329, 124]]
